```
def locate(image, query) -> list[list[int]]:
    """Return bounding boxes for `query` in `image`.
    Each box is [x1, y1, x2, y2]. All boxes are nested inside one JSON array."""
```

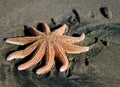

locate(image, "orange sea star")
[[5, 23, 89, 74]]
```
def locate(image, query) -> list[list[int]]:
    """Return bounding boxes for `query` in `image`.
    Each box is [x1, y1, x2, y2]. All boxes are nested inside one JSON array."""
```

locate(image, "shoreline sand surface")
[[0, 0, 120, 87]]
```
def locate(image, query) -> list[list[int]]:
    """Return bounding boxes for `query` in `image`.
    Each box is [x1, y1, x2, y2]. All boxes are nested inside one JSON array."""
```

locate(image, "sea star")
[[5, 23, 89, 74]]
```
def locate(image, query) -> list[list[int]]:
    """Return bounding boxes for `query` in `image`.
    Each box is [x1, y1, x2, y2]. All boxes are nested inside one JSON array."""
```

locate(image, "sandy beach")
[[0, 0, 120, 87]]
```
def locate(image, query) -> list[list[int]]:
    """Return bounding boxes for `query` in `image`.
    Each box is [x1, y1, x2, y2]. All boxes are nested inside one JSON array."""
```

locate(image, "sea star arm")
[[5, 36, 38, 45], [42, 23, 51, 35], [54, 42, 69, 72], [36, 42, 55, 74], [18, 41, 46, 70], [7, 41, 40, 61], [53, 24, 67, 36], [25, 25, 45, 36], [62, 42, 89, 53], [61, 33, 85, 44]]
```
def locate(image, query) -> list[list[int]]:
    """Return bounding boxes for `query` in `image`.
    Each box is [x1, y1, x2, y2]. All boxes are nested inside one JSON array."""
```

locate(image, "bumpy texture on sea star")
[[5, 23, 89, 74]]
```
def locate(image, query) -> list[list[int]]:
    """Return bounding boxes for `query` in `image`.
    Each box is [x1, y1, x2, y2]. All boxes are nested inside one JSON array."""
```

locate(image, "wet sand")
[[0, 0, 120, 87]]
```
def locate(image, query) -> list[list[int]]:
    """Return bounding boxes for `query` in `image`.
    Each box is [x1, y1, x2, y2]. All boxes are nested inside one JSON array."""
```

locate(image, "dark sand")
[[0, 0, 120, 87]]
